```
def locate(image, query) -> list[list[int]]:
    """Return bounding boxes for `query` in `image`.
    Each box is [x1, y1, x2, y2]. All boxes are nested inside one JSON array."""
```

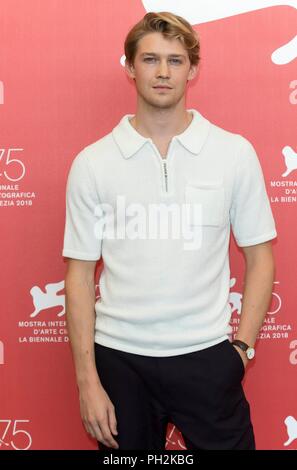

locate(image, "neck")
[[129, 100, 193, 141]]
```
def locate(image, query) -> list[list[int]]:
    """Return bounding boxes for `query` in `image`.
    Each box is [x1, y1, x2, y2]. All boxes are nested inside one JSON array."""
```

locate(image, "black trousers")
[[94, 339, 255, 450]]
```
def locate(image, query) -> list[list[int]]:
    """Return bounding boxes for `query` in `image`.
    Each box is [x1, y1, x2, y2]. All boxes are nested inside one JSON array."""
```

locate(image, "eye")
[[144, 57, 156, 62], [169, 58, 182, 64]]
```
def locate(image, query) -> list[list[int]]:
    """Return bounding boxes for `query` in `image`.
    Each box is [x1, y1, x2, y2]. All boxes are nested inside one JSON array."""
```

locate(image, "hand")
[[232, 344, 249, 369], [79, 380, 119, 449]]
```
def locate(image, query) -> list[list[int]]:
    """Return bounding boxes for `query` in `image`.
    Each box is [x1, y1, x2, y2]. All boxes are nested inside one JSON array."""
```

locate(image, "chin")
[[150, 100, 176, 109]]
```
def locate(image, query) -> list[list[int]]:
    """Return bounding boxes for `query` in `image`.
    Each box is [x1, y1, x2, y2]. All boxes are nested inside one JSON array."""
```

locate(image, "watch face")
[[247, 348, 255, 359]]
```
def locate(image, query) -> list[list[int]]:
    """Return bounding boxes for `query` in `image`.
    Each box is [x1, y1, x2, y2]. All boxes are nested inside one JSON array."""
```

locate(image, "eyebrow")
[[140, 52, 186, 59]]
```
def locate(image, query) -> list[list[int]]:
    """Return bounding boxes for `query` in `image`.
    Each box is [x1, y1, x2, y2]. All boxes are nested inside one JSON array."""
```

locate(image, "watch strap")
[[232, 339, 249, 352]]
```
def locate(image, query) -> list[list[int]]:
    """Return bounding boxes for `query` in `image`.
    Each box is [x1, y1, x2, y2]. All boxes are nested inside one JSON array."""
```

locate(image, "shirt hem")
[[236, 229, 277, 247], [94, 335, 229, 357], [62, 249, 100, 260]]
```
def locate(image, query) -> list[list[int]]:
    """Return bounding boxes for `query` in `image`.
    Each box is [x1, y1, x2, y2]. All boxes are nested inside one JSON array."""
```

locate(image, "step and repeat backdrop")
[[0, 0, 296, 451]]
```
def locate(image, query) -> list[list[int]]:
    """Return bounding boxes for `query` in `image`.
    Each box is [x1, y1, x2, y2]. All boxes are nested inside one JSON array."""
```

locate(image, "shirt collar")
[[112, 108, 211, 159]]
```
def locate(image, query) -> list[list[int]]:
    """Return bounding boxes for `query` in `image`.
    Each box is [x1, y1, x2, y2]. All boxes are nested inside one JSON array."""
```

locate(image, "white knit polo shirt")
[[62, 108, 277, 356]]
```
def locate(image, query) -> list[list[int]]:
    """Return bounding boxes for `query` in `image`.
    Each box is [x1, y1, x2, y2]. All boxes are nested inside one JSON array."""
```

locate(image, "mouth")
[[153, 86, 172, 90]]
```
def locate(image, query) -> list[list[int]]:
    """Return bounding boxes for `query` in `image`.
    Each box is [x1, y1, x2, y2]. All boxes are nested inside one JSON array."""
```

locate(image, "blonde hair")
[[124, 11, 200, 67]]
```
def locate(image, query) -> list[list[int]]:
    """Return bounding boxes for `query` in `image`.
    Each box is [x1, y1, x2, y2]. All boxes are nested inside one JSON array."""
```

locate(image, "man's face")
[[125, 32, 197, 109]]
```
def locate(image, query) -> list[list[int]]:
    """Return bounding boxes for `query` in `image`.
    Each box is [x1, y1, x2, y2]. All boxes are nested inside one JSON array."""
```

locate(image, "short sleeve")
[[230, 137, 277, 247], [62, 148, 102, 260]]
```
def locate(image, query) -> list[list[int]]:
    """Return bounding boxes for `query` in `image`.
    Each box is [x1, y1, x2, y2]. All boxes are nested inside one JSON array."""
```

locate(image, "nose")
[[156, 58, 170, 79]]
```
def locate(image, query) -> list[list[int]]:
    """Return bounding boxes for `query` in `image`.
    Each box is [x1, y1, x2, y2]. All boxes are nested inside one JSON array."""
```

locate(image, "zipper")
[[163, 160, 168, 192], [149, 138, 174, 194]]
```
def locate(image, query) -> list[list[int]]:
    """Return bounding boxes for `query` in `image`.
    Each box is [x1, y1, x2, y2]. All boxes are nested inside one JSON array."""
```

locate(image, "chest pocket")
[[185, 182, 225, 227]]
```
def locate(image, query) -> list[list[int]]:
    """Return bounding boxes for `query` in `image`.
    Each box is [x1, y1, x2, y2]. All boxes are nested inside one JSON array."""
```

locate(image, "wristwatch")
[[232, 340, 255, 360]]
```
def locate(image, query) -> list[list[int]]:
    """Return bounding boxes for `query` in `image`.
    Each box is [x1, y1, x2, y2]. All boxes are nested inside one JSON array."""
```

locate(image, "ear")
[[125, 58, 136, 81], [187, 63, 198, 82]]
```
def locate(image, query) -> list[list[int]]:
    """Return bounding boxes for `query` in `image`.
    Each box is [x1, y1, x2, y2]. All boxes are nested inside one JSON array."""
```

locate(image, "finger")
[[90, 422, 106, 445], [99, 418, 119, 448], [107, 406, 118, 436], [84, 420, 96, 439]]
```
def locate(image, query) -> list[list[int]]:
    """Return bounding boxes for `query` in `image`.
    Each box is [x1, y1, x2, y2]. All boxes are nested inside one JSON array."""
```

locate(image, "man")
[[62, 12, 277, 450]]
